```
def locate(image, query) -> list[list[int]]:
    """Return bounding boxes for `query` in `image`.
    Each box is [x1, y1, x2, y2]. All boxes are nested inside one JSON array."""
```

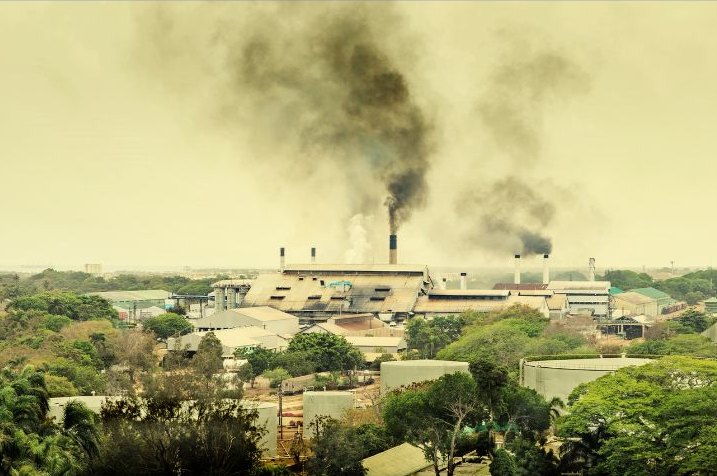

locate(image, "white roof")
[[344, 336, 405, 348], [235, 306, 297, 322], [548, 281, 610, 291], [362, 443, 432, 476]]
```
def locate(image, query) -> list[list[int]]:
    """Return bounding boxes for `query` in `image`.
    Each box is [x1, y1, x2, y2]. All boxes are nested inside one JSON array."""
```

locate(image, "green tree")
[[269, 350, 316, 377], [305, 417, 367, 476], [287, 333, 363, 372], [143, 312, 193, 339], [235, 346, 275, 387], [490, 449, 518, 476], [383, 373, 485, 476], [599, 270, 653, 291], [676, 308, 712, 333], [192, 332, 224, 378], [557, 356, 717, 476]]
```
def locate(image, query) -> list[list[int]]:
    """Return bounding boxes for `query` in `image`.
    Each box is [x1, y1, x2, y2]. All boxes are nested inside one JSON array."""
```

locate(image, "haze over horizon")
[[2, 2, 716, 270]]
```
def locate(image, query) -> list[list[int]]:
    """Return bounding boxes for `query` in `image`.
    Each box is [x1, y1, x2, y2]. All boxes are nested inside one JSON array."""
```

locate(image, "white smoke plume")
[[345, 214, 373, 264]]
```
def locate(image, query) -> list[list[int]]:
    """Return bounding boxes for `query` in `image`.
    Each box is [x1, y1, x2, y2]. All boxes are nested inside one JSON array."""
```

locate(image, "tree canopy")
[[287, 333, 363, 372], [143, 312, 192, 339]]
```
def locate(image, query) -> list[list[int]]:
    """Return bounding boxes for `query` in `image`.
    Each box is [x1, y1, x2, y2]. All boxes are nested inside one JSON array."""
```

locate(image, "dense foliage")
[[286, 333, 364, 372], [143, 312, 192, 339], [557, 357, 717, 476]]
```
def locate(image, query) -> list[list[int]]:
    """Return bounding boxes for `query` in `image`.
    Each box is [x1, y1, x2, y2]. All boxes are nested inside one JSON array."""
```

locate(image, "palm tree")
[[62, 400, 100, 459]]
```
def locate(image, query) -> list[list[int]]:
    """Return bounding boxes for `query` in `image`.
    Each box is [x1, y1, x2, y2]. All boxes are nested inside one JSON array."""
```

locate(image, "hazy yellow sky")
[[1, 2, 716, 271]]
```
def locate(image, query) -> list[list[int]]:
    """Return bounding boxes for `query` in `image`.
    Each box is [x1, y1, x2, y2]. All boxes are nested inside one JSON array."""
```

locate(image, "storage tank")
[[380, 360, 470, 394], [521, 357, 653, 402], [241, 400, 278, 456], [302, 391, 354, 437], [49, 397, 278, 457]]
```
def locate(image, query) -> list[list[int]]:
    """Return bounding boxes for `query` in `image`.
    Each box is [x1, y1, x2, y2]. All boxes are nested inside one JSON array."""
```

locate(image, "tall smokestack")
[[280, 247, 285, 271], [311, 247, 316, 264], [442, 277, 448, 290], [589, 257, 596, 282], [460, 272, 467, 290], [514, 254, 521, 285], [543, 254, 550, 284], [389, 234, 397, 265]]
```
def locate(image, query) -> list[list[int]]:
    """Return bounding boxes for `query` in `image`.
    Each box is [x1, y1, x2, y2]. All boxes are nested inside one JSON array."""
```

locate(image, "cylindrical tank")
[[302, 391, 354, 437], [241, 400, 278, 456], [214, 287, 225, 312], [380, 360, 470, 394], [521, 357, 653, 402]]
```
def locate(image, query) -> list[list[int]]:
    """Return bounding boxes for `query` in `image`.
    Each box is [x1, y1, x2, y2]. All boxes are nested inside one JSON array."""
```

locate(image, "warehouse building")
[[191, 306, 299, 335], [547, 281, 610, 317], [240, 264, 432, 321], [167, 326, 288, 356], [413, 290, 549, 318], [612, 291, 658, 317], [86, 289, 172, 320]]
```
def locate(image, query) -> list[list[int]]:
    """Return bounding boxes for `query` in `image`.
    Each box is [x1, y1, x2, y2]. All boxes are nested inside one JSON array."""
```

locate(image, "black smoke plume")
[[140, 5, 432, 234], [461, 177, 555, 256], [461, 44, 589, 255]]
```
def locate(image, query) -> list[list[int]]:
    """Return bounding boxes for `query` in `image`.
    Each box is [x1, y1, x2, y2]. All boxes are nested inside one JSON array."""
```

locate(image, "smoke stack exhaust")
[[514, 254, 521, 285], [589, 257, 596, 281], [460, 272, 467, 290], [280, 247, 285, 271], [389, 234, 397, 265], [311, 247, 316, 264], [543, 254, 550, 284]]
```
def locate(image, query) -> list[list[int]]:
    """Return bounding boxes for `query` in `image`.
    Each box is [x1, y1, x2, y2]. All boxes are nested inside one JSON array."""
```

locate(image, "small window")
[[375, 287, 391, 292], [308, 295, 321, 300], [330, 296, 345, 300], [270, 295, 286, 300], [370, 296, 386, 301], [276, 286, 291, 291]]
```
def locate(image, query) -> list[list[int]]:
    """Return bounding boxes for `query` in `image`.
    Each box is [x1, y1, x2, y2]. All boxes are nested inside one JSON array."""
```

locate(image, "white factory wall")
[[302, 391, 354, 437], [380, 360, 470, 394]]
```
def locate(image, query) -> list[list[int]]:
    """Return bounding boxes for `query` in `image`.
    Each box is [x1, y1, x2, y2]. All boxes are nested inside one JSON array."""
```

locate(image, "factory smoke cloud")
[[459, 44, 589, 256], [138, 4, 432, 237], [461, 177, 555, 256]]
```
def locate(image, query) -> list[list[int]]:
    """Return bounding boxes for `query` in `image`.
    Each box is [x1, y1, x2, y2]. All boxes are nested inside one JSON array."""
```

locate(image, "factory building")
[[86, 289, 172, 322], [240, 263, 432, 321], [547, 281, 611, 317], [212, 279, 253, 312], [167, 326, 289, 356], [191, 306, 299, 335], [612, 291, 659, 317], [413, 290, 549, 318]]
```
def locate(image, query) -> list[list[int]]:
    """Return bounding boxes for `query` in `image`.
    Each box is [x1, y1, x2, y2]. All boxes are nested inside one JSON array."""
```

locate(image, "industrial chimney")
[[279, 247, 285, 271], [311, 247, 316, 264], [442, 277, 448, 290], [514, 254, 521, 285], [543, 254, 550, 284], [589, 257, 596, 281], [389, 234, 397, 265], [460, 272, 467, 290]]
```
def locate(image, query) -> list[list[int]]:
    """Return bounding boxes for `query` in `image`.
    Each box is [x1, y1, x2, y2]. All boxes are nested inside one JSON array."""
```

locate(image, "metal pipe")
[[514, 254, 521, 285], [280, 247, 285, 271], [543, 254, 550, 284], [311, 247, 316, 264], [589, 257, 596, 282]]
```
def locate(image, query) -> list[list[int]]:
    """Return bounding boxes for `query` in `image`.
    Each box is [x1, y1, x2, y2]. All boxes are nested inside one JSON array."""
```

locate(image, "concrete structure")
[[212, 279, 252, 311], [521, 357, 653, 402], [302, 391, 354, 437], [241, 264, 432, 320], [241, 400, 279, 456], [613, 291, 658, 317], [389, 234, 398, 265], [362, 443, 432, 476], [460, 272, 467, 290], [380, 360, 470, 394], [548, 281, 611, 317], [542, 254, 550, 284], [167, 326, 288, 356], [84, 263, 102, 276], [49, 397, 277, 457], [514, 254, 521, 284], [192, 306, 299, 335]]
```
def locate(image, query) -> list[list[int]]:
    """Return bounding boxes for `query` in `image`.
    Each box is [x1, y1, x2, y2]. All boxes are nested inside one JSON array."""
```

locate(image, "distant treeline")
[[0, 268, 231, 300], [600, 269, 717, 304]]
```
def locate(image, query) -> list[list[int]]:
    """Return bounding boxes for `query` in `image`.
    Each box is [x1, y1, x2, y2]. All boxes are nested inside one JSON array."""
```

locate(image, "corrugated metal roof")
[[344, 336, 406, 349], [631, 287, 671, 300], [86, 289, 171, 302], [546, 294, 567, 310], [493, 283, 549, 290], [428, 289, 511, 298], [362, 443, 432, 476], [283, 263, 428, 275], [613, 292, 654, 305], [567, 295, 610, 304], [241, 272, 427, 314], [414, 295, 546, 314], [548, 281, 610, 291], [234, 306, 297, 322]]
